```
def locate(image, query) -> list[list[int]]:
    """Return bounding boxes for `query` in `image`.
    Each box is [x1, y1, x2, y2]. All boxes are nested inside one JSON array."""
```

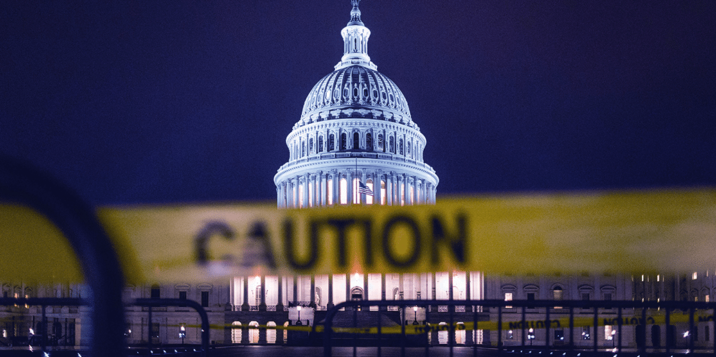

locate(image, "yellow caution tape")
[[1, 188, 715, 283]]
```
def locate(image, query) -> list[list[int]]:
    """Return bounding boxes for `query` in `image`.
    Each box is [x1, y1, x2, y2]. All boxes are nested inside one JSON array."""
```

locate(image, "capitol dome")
[[298, 65, 415, 129], [275, 0, 438, 208]]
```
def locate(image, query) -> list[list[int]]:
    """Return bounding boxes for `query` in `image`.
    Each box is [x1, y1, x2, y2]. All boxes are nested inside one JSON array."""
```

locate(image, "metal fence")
[[321, 299, 716, 357]]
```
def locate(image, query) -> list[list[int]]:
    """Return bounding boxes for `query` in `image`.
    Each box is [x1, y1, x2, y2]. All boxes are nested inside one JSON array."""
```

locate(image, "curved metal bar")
[[0, 156, 126, 356], [132, 298, 210, 356]]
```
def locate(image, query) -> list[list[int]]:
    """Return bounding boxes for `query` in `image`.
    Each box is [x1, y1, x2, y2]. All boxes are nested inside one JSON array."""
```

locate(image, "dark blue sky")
[[2, 0, 715, 206]]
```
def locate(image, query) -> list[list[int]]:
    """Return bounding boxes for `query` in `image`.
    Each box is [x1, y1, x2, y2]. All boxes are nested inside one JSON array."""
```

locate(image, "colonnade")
[[230, 272, 483, 313], [276, 169, 436, 208]]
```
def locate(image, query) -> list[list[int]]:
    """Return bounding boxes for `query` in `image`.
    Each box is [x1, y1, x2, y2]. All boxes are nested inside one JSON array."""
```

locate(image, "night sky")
[[2, 0, 715, 206]]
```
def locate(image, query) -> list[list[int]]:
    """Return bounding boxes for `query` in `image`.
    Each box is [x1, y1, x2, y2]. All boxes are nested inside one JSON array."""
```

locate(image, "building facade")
[[2, 0, 711, 352]]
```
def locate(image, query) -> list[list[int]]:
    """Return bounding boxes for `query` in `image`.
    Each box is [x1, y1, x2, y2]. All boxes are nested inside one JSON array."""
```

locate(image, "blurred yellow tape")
[[1, 188, 715, 283]]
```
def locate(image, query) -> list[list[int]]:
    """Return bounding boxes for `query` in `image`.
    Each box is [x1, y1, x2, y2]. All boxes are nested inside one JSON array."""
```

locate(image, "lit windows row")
[[289, 130, 423, 161]]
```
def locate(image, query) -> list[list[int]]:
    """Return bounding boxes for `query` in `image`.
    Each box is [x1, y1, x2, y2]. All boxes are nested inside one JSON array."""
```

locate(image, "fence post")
[[0, 156, 126, 357]]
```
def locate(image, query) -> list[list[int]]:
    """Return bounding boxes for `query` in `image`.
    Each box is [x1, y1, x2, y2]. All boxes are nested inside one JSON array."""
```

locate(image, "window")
[[302, 142, 306, 157], [605, 325, 615, 340], [555, 330, 564, 341], [201, 291, 209, 307], [506, 330, 514, 340], [604, 293, 612, 301], [366, 133, 373, 151], [706, 326, 710, 342], [389, 136, 395, 153], [553, 286, 563, 309], [151, 323, 160, 339], [693, 272, 698, 280], [179, 290, 187, 306], [231, 322, 242, 344], [407, 142, 411, 157], [353, 132, 360, 149], [309, 138, 314, 154], [706, 294, 710, 302], [150, 285, 160, 299], [399, 138, 404, 155], [329, 134, 335, 151], [581, 327, 591, 340], [582, 293, 590, 301], [527, 292, 535, 309], [341, 133, 347, 150], [504, 292, 513, 308], [318, 136, 323, 153], [553, 287, 563, 300], [377, 134, 384, 151]]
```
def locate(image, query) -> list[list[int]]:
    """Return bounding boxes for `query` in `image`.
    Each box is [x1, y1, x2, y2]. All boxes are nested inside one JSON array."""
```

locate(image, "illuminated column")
[[281, 182, 287, 208], [259, 275, 266, 311], [311, 174, 320, 207], [407, 177, 413, 205], [392, 174, 398, 205], [332, 170, 339, 206], [293, 178, 299, 208], [363, 274, 369, 303], [277, 275, 284, 311], [401, 176, 407, 206], [399, 274, 404, 300], [345, 274, 350, 310], [448, 271, 454, 314], [302, 174, 309, 208], [386, 173, 393, 205], [380, 273, 387, 311], [319, 171, 326, 206], [286, 180, 292, 208], [242, 275, 250, 311], [310, 275, 316, 308], [328, 275, 334, 309], [292, 276, 298, 306], [431, 273, 437, 311]]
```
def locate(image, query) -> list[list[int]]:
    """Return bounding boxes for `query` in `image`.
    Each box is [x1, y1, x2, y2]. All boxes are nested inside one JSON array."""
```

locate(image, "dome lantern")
[[336, 0, 377, 71]]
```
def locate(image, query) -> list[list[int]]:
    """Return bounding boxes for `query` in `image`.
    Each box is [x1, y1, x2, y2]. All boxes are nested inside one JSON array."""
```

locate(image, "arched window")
[[389, 136, 395, 153], [283, 321, 289, 342], [341, 133, 347, 150], [248, 321, 259, 343], [366, 133, 373, 151], [315, 287, 322, 306], [309, 138, 314, 154], [399, 139, 404, 155], [377, 134, 384, 151], [318, 136, 323, 153], [231, 321, 242, 344], [267, 321, 277, 344], [407, 142, 411, 157], [329, 134, 335, 151], [353, 132, 360, 150], [150, 284, 160, 299], [302, 142, 306, 157]]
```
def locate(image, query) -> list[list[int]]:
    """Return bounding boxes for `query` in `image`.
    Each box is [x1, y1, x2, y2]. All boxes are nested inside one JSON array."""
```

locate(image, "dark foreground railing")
[[0, 156, 126, 357], [322, 299, 716, 357]]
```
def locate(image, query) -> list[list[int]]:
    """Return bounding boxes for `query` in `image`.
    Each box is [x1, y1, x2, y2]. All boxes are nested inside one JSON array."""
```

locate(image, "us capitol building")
[[2, 0, 712, 351]]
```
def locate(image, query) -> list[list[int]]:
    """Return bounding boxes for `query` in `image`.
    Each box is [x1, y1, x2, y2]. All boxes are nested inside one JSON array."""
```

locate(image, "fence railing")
[[321, 299, 716, 357]]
